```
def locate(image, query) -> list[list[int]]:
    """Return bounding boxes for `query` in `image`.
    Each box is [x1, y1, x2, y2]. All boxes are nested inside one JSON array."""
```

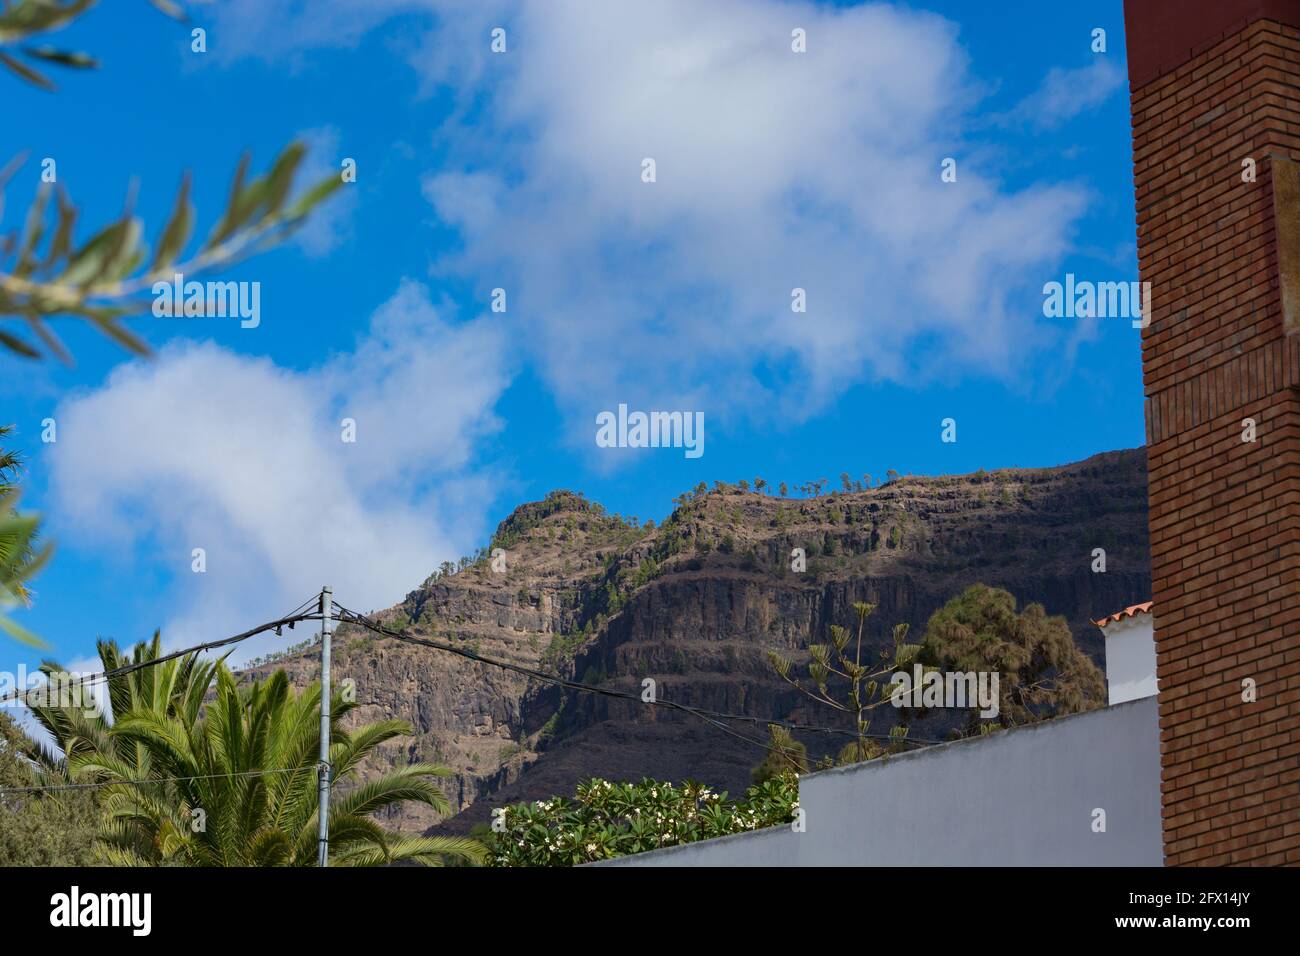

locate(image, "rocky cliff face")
[[243, 448, 1150, 836]]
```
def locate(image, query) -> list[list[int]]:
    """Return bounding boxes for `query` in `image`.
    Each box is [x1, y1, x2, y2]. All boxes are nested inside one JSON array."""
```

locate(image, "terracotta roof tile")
[[1093, 601, 1153, 629]]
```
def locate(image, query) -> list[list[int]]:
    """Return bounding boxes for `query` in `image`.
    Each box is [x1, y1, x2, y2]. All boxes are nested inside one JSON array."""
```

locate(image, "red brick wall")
[[1128, 8, 1300, 864]]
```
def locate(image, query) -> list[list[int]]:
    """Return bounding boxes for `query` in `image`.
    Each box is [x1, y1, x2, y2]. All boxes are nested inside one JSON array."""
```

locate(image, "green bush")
[[486, 775, 798, 866]]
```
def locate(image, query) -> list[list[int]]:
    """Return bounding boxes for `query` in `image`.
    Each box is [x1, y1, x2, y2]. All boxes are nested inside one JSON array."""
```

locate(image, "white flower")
[[586, 843, 597, 853]]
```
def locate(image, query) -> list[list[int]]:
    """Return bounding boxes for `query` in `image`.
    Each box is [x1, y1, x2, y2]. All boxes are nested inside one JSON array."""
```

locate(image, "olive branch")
[[1, 0, 345, 362], [0, 0, 185, 92], [0, 145, 344, 361]]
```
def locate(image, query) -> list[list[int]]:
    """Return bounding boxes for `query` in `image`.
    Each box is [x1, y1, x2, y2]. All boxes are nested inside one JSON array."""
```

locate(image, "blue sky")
[[0, 0, 1142, 677]]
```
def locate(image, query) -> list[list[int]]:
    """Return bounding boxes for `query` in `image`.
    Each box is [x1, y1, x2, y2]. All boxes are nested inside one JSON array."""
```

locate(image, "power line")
[[0, 596, 328, 798], [331, 602, 941, 754], [0, 767, 300, 796], [0, 599, 325, 709], [281, 593, 325, 621], [3, 590, 937, 798]]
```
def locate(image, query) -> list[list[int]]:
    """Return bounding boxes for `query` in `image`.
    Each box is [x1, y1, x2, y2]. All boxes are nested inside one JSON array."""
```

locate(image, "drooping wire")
[[0, 767, 300, 796], [0, 598, 325, 709], [331, 602, 941, 755]]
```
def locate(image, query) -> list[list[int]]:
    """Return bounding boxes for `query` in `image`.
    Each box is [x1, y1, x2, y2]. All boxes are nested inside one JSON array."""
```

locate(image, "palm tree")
[[0, 500, 47, 646], [29, 634, 483, 866], [70, 665, 483, 866], [0, 425, 50, 646], [25, 632, 219, 771]]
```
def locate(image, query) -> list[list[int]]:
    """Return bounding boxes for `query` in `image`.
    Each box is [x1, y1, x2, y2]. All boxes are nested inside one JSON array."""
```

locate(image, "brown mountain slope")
[[243, 448, 1150, 835]]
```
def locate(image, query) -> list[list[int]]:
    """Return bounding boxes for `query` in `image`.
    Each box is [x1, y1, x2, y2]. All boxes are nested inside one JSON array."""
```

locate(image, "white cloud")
[[46, 281, 509, 658], [183, 0, 1100, 437], [415, 0, 1091, 432], [187, 0, 429, 65], [293, 125, 356, 258], [1007, 58, 1126, 129]]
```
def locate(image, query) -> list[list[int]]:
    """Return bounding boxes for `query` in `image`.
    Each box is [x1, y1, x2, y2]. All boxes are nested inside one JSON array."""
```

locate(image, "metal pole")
[[317, 586, 332, 867]]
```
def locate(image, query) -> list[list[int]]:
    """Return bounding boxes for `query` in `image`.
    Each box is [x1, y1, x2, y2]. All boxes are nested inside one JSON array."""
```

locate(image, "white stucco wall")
[[595, 696, 1163, 867], [1103, 614, 1158, 705]]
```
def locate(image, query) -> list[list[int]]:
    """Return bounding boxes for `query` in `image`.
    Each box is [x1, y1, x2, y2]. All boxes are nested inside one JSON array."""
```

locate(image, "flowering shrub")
[[486, 774, 799, 866]]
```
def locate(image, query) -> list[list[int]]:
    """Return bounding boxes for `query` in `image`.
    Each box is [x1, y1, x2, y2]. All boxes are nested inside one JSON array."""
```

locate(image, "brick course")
[[1128, 7, 1300, 865]]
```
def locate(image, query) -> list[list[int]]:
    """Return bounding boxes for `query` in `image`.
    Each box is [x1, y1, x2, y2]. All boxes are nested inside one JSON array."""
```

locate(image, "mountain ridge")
[[243, 447, 1151, 835]]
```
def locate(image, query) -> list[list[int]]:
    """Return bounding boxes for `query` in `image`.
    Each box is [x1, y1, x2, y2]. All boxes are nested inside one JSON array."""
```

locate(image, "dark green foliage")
[[751, 724, 808, 784], [26, 633, 484, 866], [486, 775, 798, 866], [919, 584, 1106, 735], [768, 602, 919, 767], [0, 425, 50, 645], [0, 711, 97, 865]]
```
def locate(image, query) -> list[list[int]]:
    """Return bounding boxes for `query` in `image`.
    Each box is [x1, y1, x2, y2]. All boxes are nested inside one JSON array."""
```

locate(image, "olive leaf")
[[0, 1, 183, 92], [1, 143, 342, 362]]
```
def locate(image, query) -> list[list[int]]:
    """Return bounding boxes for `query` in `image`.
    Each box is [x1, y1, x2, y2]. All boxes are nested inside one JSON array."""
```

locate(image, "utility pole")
[[317, 586, 332, 867]]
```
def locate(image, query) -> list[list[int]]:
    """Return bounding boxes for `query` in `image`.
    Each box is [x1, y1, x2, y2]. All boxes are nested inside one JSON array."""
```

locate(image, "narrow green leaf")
[[97, 216, 143, 286], [39, 185, 76, 271], [0, 328, 40, 358], [0, 49, 54, 90], [0, 612, 46, 648], [147, 0, 187, 22], [14, 182, 50, 277], [0, 151, 29, 191], [62, 220, 124, 287], [0, 0, 96, 44], [86, 313, 150, 356], [263, 142, 305, 217], [227, 175, 270, 237], [284, 175, 343, 221], [149, 172, 192, 274], [24, 313, 72, 365], [20, 46, 99, 69], [206, 152, 251, 249]]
